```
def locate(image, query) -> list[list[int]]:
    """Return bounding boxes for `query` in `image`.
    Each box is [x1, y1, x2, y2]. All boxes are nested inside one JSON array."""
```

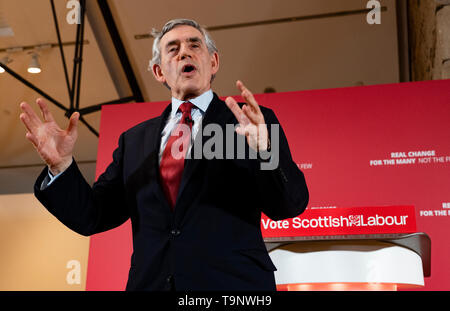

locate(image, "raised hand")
[[19, 98, 79, 175], [225, 80, 269, 152]]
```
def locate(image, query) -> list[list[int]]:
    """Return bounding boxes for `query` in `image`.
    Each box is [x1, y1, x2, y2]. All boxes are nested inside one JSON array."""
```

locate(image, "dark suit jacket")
[[34, 93, 309, 291]]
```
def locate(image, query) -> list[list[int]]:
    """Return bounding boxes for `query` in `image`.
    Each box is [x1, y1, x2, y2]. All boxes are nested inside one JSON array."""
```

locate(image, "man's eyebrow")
[[165, 39, 180, 48], [187, 37, 202, 44], [164, 37, 203, 50]]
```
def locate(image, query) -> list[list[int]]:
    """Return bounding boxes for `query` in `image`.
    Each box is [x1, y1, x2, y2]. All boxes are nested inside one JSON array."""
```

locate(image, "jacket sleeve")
[[255, 108, 309, 220], [34, 133, 130, 236]]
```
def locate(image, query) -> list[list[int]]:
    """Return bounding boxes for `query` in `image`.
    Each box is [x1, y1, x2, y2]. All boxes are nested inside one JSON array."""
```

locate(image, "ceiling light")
[[0, 56, 11, 73], [0, 12, 14, 37], [28, 53, 41, 74]]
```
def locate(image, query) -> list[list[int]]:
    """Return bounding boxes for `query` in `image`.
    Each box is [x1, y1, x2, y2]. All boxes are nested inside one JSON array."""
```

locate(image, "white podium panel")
[[265, 233, 430, 291]]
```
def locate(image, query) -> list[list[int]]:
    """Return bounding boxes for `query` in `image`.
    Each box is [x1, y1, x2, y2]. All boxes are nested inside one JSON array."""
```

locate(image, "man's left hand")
[[225, 80, 269, 152]]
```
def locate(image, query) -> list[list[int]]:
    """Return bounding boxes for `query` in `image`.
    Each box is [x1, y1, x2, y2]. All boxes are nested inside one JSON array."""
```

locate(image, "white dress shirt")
[[158, 89, 213, 163]]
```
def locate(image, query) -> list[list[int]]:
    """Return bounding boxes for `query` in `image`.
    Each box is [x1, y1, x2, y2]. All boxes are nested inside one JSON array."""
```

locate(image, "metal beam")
[[134, 7, 388, 39], [396, 0, 411, 82], [0, 62, 68, 112], [97, 0, 144, 102], [74, 0, 86, 110], [78, 96, 135, 115], [85, 0, 132, 98], [50, 0, 71, 102]]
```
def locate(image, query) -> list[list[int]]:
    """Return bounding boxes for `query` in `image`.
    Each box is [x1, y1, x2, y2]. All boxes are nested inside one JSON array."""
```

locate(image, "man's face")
[[152, 25, 219, 101]]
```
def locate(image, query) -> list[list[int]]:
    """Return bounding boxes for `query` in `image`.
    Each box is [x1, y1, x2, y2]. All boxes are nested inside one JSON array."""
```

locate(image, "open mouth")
[[182, 64, 196, 73]]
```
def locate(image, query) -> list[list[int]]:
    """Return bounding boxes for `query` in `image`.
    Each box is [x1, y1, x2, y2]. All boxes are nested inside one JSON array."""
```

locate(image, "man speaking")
[[19, 19, 309, 291]]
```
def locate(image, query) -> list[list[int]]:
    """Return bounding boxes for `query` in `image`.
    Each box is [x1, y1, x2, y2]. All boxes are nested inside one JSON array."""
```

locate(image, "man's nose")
[[179, 44, 192, 60]]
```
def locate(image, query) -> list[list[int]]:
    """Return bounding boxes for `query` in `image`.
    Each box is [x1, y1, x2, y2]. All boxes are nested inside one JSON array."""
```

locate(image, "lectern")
[[265, 232, 431, 291], [261, 205, 429, 291]]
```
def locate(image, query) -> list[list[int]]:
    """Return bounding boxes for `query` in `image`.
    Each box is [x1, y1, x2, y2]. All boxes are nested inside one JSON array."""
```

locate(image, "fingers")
[[225, 96, 249, 126], [236, 80, 261, 114], [67, 111, 79, 136], [19, 101, 42, 132], [225, 97, 255, 139], [20, 102, 41, 149], [36, 98, 55, 122], [19, 112, 35, 134], [241, 104, 260, 124], [235, 124, 257, 138], [235, 80, 264, 124], [226, 81, 267, 143], [235, 125, 247, 137]]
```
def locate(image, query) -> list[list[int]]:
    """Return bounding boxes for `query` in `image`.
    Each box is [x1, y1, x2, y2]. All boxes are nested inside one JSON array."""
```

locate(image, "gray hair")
[[148, 18, 218, 70]]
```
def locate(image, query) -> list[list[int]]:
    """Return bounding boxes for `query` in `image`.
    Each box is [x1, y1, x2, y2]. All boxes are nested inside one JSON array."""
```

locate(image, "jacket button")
[[166, 275, 173, 283], [171, 229, 180, 237]]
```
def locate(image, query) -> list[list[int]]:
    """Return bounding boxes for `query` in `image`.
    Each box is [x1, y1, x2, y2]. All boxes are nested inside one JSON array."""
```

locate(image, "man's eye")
[[169, 47, 177, 53]]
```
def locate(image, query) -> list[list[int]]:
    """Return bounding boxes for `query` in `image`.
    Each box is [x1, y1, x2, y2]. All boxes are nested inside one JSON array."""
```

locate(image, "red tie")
[[160, 102, 194, 209]]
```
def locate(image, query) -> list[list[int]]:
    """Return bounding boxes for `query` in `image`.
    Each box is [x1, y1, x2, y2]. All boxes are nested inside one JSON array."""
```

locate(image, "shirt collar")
[[171, 89, 213, 117]]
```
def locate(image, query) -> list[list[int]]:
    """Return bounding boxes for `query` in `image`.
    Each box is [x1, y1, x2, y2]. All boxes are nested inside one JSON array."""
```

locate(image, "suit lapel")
[[144, 103, 172, 211], [175, 93, 233, 211], [143, 103, 171, 157]]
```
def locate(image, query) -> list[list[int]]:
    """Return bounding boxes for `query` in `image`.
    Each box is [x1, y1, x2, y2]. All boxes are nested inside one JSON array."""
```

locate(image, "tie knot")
[[179, 101, 194, 114]]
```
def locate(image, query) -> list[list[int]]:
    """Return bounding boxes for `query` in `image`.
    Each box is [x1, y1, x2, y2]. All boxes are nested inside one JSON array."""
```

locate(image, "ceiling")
[[0, 0, 401, 194]]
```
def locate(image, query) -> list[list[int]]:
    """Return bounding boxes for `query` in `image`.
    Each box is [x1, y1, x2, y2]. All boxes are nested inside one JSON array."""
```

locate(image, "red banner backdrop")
[[86, 80, 450, 291]]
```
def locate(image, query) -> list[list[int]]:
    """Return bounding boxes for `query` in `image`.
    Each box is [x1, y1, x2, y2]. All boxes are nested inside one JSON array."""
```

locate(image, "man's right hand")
[[19, 98, 79, 175]]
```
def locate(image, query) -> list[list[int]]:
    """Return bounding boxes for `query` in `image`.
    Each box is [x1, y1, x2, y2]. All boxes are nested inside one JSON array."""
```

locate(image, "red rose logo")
[[349, 215, 362, 226]]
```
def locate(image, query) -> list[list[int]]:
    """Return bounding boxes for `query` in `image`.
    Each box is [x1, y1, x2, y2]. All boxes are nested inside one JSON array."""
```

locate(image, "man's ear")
[[211, 52, 219, 75], [152, 63, 166, 84]]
